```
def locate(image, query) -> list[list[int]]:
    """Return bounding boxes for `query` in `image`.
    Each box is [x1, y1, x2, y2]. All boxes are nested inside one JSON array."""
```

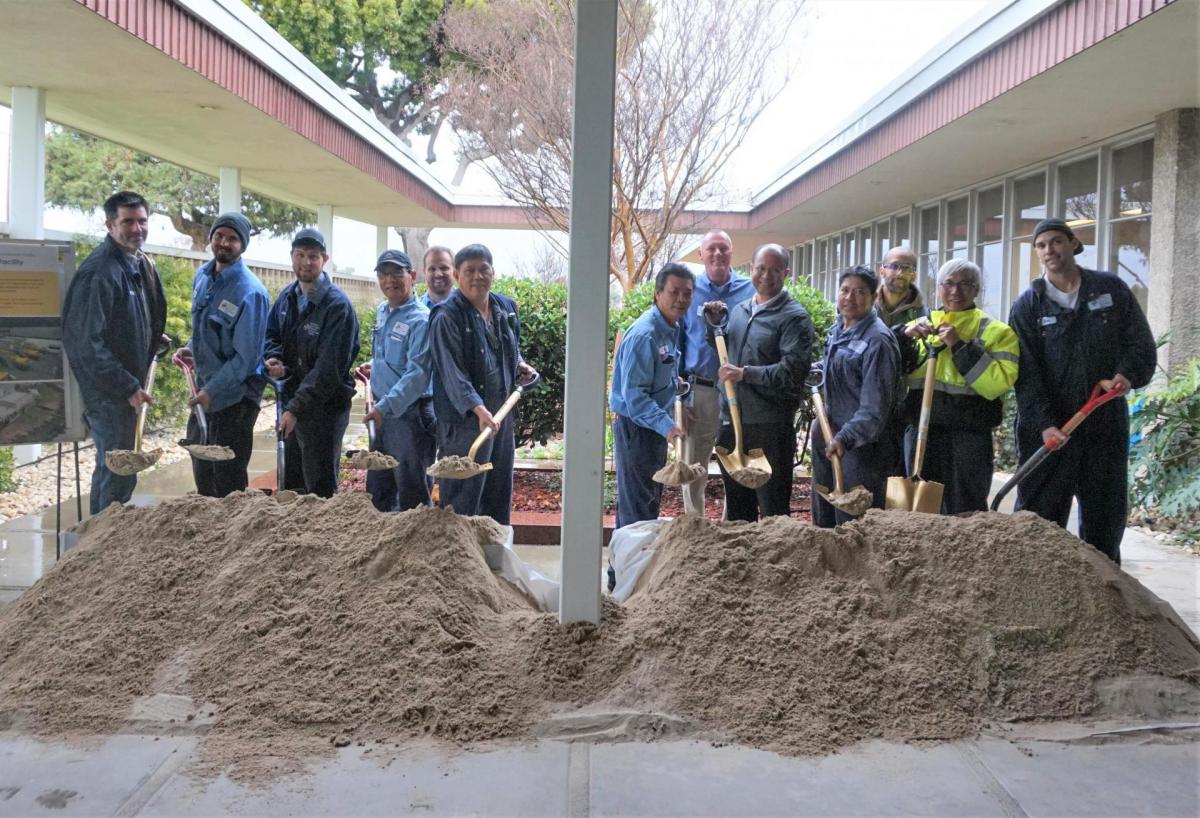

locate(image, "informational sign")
[[0, 241, 85, 444]]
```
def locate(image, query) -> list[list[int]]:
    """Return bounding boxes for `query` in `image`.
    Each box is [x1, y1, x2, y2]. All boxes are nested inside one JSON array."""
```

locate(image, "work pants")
[[436, 415, 515, 525], [809, 419, 887, 528], [881, 410, 910, 479], [904, 425, 994, 514], [681, 383, 720, 514], [189, 397, 259, 498], [283, 404, 350, 499], [84, 399, 138, 515], [613, 415, 667, 529], [716, 420, 795, 522], [367, 398, 436, 512], [1015, 403, 1129, 563]]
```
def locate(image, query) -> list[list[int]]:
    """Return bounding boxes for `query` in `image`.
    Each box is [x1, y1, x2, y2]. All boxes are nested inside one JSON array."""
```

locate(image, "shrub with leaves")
[[1129, 358, 1200, 544], [494, 277, 567, 446], [0, 447, 17, 493]]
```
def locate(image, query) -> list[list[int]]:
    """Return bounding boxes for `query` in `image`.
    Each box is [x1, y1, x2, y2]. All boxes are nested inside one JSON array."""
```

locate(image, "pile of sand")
[[344, 450, 398, 471], [104, 448, 162, 476], [652, 459, 706, 486], [427, 455, 483, 479], [727, 465, 771, 489], [1, 501, 1197, 773]]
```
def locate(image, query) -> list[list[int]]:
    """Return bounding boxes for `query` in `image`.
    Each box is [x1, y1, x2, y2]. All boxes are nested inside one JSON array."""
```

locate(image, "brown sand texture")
[[1, 496, 1196, 778], [652, 460, 707, 486], [104, 448, 162, 476], [182, 444, 236, 462], [344, 451, 398, 471], [427, 455, 484, 479]]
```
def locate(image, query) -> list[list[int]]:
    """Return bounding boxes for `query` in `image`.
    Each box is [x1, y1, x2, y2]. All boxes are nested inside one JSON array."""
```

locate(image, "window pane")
[[874, 220, 891, 261], [844, 231, 857, 266], [976, 242, 1004, 319], [1057, 155, 1098, 228], [858, 227, 872, 267], [1111, 140, 1153, 217], [1073, 223, 1097, 269], [1108, 216, 1151, 312], [1009, 238, 1037, 306], [919, 252, 938, 303], [1013, 173, 1046, 236], [977, 186, 1003, 243], [947, 196, 968, 253], [920, 206, 939, 256], [895, 214, 911, 247], [830, 235, 842, 270], [816, 239, 828, 274]]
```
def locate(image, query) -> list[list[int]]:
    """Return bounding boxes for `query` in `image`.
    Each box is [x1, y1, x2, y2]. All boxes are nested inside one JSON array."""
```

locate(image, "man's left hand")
[[365, 408, 384, 427], [1099, 373, 1131, 393], [936, 323, 961, 349], [718, 363, 744, 384], [188, 389, 211, 412], [517, 362, 538, 386], [825, 438, 846, 460], [279, 410, 298, 438]]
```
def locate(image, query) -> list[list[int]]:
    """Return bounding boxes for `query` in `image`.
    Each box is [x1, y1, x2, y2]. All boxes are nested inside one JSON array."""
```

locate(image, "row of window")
[[792, 133, 1154, 321]]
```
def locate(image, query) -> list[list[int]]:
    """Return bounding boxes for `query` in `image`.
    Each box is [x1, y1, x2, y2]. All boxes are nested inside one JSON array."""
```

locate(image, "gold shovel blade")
[[885, 475, 915, 510], [912, 480, 944, 514]]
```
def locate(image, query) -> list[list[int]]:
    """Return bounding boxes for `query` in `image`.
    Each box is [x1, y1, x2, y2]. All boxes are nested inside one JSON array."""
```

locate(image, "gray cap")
[[291, 227, 326, 251], [210, 212, 251, 249], [374, 249, 413, 273], [1032, 218, 1084, 255]]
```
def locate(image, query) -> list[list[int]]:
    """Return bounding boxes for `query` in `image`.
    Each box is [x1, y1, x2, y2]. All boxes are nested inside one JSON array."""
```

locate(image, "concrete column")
[[218, 167, 241, 214], [317, 205, 334, 257], [1148, 108, 1200, 372], [376, 225, 389, 256], [558, 0, 618, 625], [8, 86, 46, 240]]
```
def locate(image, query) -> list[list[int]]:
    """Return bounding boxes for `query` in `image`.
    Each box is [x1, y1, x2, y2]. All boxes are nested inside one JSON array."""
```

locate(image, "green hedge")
[[0, 447, 16, 493]]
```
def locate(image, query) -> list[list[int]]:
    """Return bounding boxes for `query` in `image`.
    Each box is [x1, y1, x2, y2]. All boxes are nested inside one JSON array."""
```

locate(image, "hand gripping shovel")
[[706, 310, 771, 489], [886, 344, 945, 513], [990, 381, 1128, 512], [653, 381, 707, 486], [344, 364, 397, 471], [428, 371, 541, 480], [807, 367, 873, 516], [106, 335, 171, 476], [175, 358, 235, 463]]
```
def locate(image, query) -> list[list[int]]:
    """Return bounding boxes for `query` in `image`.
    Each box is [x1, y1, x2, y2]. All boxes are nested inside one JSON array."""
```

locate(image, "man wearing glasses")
[[875, 247, 927, 477]]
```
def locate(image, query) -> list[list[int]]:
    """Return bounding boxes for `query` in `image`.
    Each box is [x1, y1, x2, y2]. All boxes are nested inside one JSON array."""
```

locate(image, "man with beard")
[[874, 246, 927, 477], [420, 245, 454, 308]]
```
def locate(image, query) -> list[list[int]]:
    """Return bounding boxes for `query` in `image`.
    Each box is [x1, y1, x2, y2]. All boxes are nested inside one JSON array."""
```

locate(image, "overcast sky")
[[0, 0, 992, 277]]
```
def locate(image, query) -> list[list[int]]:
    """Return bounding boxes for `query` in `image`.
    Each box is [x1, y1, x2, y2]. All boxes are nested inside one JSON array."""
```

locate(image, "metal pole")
[[558, 0, 619, 624], [73, 441, 83, 522], [55, 443, 62, 560]]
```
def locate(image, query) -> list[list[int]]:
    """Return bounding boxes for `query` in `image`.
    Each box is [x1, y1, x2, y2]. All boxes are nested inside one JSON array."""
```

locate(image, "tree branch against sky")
[[442, 0, 802, 291]]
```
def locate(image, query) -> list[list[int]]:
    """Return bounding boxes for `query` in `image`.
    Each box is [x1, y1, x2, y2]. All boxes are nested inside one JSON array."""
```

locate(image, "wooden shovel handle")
[[810, 389, 844, 494], [466, 385, 525, 461], [714, 335, 745, 454], [133, 358, 158, 453], [911, 346, 939, 478], [673, 399, 685, 461]]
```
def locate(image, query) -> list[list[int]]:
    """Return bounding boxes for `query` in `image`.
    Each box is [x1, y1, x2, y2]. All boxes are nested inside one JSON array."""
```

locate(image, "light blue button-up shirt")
[[609, 305, 681, 438], [679, 271, 754, 380], [370, 295, 433, 418], [188, 257, 270, 413]]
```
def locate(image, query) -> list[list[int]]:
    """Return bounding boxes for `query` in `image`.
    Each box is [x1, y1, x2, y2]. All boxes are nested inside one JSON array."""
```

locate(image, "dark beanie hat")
[[210, 212, 252, 249], [1032, 218, 1084, 255]]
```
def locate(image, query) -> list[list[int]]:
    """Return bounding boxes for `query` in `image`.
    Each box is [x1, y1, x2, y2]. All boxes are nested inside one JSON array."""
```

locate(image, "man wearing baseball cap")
[[364, 249, 436, 511], [172, 212, 270, 497], [263, 227, 360, 497], [1008, 217, 1156, 563]]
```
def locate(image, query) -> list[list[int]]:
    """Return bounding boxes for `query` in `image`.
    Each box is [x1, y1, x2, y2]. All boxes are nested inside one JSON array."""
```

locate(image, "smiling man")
[[1008, 218, 1156, 563], [420, 245, 454, 308], [263, 227, 360, 498], [63, 191, 167, 514]]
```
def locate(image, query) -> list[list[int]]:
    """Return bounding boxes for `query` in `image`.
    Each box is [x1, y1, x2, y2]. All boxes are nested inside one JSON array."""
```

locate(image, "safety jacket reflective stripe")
[[904, 308, 1019, 401]]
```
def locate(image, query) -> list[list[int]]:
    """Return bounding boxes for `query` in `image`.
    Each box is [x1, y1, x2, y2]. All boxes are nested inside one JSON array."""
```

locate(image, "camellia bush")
[[494, 277, 567, 447]]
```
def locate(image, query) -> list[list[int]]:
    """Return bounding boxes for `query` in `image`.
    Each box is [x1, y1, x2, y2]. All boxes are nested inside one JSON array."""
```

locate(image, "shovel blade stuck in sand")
[[808, 373, 870, 517], [885, 343, 944, 513], [653, 383, 707, 487], [428, 372, 540, 481], [105, 336, 172, 476], [708, 315, 772, 490]]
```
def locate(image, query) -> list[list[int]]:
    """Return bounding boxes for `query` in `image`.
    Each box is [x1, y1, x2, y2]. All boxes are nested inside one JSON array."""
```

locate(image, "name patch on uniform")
[[217, 299, 238, 318], [391, 322, 410, 339], [1041, 316, 1058, 326], [849, 339, 868, 355], [658, 343, 674, 363], [1088, 293, 1113, 312], [303, 321, 320, 336]]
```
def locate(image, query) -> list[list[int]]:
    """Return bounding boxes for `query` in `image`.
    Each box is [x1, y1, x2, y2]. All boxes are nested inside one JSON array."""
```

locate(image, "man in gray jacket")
[[703, 244, 813, 521]]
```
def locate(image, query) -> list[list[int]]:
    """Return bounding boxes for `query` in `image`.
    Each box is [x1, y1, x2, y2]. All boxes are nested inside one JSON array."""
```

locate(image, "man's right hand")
[[127, 388, 153, 409], [264, 357, 286, 378], [473, 405, 500, 434], [172, 347, 194, 369], [666, 425, 686, 444], [1041, 426, 1069, 448]]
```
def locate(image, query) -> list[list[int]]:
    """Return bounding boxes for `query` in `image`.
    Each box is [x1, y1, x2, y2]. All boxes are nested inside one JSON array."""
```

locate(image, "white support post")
[[8, 86, 46, 240], [376, 225, 389, 256], [218, 166, 241, 214], [558, 0, 618, 624], [317, 204, 334, 257]]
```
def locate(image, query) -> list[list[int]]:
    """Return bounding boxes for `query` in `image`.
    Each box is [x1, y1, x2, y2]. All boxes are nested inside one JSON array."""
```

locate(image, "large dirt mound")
[[1, 499, 1196, 768]]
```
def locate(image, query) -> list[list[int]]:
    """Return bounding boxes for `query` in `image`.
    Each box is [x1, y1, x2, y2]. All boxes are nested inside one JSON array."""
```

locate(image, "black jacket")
[[429, 289, 522, 424], [1009, 269, 1155, 434], [264, 273, 360, 417], [62, 236, 167, 404]]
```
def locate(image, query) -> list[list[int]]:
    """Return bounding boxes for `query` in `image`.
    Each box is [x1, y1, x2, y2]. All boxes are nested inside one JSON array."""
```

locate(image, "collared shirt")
[[750, 290, 786, 316], [822, 310, 900, 450], [370, 295, 433, 418], [609, 305, 681, 438], [680, 271, 754, 380], [419, 291, 449, 310], [188, 257, 270, 413]]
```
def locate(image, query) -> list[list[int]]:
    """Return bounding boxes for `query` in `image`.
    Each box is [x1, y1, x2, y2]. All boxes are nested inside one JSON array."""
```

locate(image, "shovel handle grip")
[[673, 399, 685, 462], [810, 389, 844, 494], [1052, 381, 1128, 447], [911, 346, 940, 478]]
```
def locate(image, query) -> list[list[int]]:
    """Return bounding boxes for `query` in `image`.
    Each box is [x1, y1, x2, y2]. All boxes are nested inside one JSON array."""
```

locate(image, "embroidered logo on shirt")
[[391, 322, 410, 339], [303, 321, 320, 336], [658, 343, 674, 363], [849, 339, 868, 355], [217, 299, 238, 318], [1041, 316, 1058, 326], [1087, 293, 1114, 312]]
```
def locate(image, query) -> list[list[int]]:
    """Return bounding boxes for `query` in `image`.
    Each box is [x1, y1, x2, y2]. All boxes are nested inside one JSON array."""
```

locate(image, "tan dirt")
[[104, 448, 162, 476], [652, 460, 707, 486], [728, 465, 771, 489], [182, 444, 236, 462], [1, 501, 1196, 783], [344, 451, 398, 471], [427, 455, 485, 479], [822, 484, 874, 516]]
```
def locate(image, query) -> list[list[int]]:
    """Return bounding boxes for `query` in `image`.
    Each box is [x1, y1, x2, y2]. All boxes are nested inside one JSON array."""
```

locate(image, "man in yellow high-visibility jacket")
[[898, 259, 1019, 514]]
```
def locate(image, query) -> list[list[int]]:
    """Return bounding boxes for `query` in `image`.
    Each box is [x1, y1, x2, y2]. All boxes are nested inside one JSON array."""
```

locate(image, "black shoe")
[[606, 565, 616, 593]]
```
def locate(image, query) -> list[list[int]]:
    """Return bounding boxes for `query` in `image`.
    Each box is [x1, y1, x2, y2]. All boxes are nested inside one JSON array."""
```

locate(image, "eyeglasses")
[[939, 279, 977, 291], [881, 263, 916, 274]]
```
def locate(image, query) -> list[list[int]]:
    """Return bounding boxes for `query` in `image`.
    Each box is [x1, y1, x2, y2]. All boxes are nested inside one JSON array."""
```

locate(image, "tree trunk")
[[397, 227, 432, 269]]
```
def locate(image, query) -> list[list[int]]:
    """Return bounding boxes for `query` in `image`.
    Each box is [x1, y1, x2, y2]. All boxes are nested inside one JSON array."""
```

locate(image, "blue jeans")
[[367, 398, 436, 512], [613, 415, 667, 529], [84, 399, 138, 515], [436, 415, 515, 525]]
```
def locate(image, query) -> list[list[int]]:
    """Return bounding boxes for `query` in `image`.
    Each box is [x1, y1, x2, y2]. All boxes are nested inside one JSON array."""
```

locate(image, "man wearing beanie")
[[264, 228, 360, 498], [1008, 217, 1156, 563], [172, 211, 270, 497]]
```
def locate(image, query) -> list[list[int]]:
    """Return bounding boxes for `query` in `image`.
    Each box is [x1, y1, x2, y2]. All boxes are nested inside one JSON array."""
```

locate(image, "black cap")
[[291, 227, 326, 251], [210, 212, 252, 249], [1033, 218, 1084, 255], [374, 249, 413, 272]]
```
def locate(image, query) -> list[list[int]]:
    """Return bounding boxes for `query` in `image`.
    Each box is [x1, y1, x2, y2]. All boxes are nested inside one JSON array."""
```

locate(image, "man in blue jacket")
[[264, 228, 360, 498], [1009, 218, 1156, 563], [610, 263, 694, 529], [172, 212, 270, 497], [63, 190, 167, 514], [365, 249, 436, 511]]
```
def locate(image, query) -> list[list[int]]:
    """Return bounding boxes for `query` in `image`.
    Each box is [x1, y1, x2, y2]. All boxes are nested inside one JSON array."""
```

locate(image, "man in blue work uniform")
[[172, 212, 270, 497], [1009, 218, 1156, 563], [610, 263, 694, 529], [429, 244, 536, 524], [811, 266, 900, 528], [365, 249, 436, 511], [264, 228, 360, 498], [63, 190, 167, 514], [678, 229, 754, 515]]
